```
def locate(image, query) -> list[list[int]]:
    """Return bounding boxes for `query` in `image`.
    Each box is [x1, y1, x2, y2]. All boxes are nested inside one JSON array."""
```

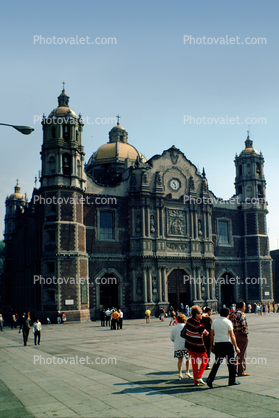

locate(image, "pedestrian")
[[105, 308, 111, 326], [22, 313, 31, 346], [206, 308, 240, 388], [47, 317, 51, 324], [159, 307, 165, 321], [181, 305, 209, 386], [145, 309, 151, 323], [169, 309, 176, 326], [57, 311, 61, 324], [201, 307, 212, 369], [61, 312, 67, 323], [118, 309, 123, 329], [100, 309, 106, 326], [11, 313, 17, 329], [230, 301, 249, 376], [170, 314, 192, 380], [111, 309, 119, 330], [0, 314, 4, 331], [33, 319, 42, 345]]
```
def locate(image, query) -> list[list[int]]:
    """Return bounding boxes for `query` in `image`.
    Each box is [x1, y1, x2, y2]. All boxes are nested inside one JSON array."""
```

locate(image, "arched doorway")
[[99, 274, 118, 309], [167, 269, 190, 311], [218, 272, 236, 309]]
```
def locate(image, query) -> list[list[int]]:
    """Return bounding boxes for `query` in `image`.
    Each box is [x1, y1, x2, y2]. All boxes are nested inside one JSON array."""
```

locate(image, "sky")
[[0, 0, 278, 249]]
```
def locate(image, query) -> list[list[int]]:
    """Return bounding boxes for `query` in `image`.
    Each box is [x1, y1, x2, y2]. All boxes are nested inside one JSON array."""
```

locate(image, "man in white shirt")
[[206, 308, 240, 388], [33, 319, 42, 345]]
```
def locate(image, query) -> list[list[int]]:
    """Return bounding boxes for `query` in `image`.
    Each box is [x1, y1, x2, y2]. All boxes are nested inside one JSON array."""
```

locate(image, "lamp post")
[[0, 123, 34, 135]]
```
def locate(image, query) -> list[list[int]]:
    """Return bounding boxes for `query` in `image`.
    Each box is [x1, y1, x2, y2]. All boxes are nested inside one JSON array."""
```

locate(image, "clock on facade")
[[169, 178, 180, 191]]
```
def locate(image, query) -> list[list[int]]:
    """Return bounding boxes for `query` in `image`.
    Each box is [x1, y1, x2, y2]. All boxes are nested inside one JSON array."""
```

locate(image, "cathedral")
[[2, 89, 273, 321]]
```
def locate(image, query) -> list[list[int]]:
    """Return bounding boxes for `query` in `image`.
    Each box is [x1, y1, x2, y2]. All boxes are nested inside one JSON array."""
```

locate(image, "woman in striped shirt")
[[183, 305, 209, 385]]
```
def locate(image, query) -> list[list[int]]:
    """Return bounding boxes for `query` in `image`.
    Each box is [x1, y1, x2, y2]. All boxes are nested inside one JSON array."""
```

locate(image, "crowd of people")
[[100, 308, 123, 329], [169, 301, 250, 388], [0, 312, 43, 346]]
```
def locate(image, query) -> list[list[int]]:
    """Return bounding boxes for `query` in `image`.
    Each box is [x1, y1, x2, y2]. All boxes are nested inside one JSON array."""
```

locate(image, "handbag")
[[180, 324, 187, 339]]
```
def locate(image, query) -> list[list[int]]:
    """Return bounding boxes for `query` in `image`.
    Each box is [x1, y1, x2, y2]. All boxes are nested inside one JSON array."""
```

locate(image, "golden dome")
[[9, 182, 24, 200], [93, 142, 146, 164], [9, 192, 24, 199], [48, 106, 77, 118], [239, 147, 260, 156]]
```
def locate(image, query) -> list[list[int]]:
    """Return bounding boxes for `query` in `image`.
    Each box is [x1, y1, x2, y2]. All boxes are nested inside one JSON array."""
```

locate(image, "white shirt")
[[33, 322, 42, 332], [212, 317, 233, 343], [170, 323, 187, 351]]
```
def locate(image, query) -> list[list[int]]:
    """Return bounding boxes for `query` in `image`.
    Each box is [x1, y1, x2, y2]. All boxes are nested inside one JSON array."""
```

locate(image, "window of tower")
[[238, 185, 242, 195], [246, 185, 253, 198], [76, 130, 79, 141], [258, 185, 263, 198], [246, 163, 251, 175], [52, 126, 56, 139], [218, 221, 229, 245], [99, 211, 113, 240], [239, 165, 242, 176], [63, 124, 70, 140], [63, 153, 71, 176], [256, 162, 261, 175]]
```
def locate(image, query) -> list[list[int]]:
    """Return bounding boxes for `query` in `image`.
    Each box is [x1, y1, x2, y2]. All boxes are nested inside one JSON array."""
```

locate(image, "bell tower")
[[234, 133, 273, 303], [40, 87, 86, 189], [38, 87, 89, 322]]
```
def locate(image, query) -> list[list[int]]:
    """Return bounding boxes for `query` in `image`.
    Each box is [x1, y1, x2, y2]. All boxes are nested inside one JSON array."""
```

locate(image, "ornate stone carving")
[[152, 277, 157, 294], [150, 215, 155, 233], [189, 176, 195, 191], [142, 172, 148, 185], [155, 171, 162, 186], [170, 146, 179, 165], [166, 242, 188, 251], [167, 209, 186, 236], [198, 219, 203, 236]]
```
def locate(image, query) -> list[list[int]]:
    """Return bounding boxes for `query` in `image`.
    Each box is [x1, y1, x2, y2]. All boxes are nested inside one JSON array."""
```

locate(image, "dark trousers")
[[34, 330, 40, 345], [118, 318, 123, 329], [207, 342, 236, 385], [105, 317, 111, 326], [204, 336, 211, 367], [101, 319, 105, 326], [23, 328, 30, 346], [234, 332, 248, 376]]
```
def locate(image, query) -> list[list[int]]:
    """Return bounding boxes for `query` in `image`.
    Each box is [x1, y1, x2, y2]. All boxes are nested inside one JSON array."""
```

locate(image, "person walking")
[[230, 301, 249, 376], [206, 308, 240, 388], [100, 309, 106, 326], [182, 305, 209, 386], [118, 309, 123, 329], [105, 308, 111, 326], [170, 314, 192, 380], [159, 307, 165, 322], [22, 313, 31, 346], [0, 314, 4, 331], [33, 319, 42, 345], [145, 309, 151, 323], [201, 307, 212, 369]]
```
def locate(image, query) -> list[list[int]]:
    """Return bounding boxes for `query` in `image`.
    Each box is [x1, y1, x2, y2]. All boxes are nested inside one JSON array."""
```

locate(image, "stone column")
[[192, 268, 197, 300], [141, 206, 145, 237], [158, 267, 162, 302], [203, 210, 207, 239], [156, 207, 160, 237], [196, 267, 201, 300], [146, 206, 150, 237], [131, 207, 135, 238], [162, 267, 168, 302], [206, 267, 210, 300], [143, 269, 147, 303], [147, 268, 153, 302]]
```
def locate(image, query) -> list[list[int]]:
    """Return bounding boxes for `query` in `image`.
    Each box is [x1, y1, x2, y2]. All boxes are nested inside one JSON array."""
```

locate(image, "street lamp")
[[0, 123, 34, 135]]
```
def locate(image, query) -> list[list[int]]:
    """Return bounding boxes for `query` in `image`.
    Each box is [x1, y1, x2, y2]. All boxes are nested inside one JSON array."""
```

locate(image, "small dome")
[[47, 88, 77, 119], [9, 182, 24, 200], [239, 132, 260, 156]]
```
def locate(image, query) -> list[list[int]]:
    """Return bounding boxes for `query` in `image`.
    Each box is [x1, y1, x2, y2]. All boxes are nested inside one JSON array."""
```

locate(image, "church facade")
[[2, 89, 273, 321]]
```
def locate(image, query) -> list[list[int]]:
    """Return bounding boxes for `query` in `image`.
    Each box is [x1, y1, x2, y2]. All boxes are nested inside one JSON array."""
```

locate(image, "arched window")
[[218, 221, 229, 245], [63, 124, 70, 140], [239, 165, 242, 176], [52, 126, 56, 139], [63, 153, 71, 175]]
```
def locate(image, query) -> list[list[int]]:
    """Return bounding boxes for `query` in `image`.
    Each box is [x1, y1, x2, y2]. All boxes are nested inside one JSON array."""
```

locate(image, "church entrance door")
[[99, 274, 118, 309], [167, 269, 190, 311]]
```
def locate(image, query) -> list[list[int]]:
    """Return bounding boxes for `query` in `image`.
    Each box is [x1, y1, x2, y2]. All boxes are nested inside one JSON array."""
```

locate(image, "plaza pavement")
[[0, 313, 279, 418]]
